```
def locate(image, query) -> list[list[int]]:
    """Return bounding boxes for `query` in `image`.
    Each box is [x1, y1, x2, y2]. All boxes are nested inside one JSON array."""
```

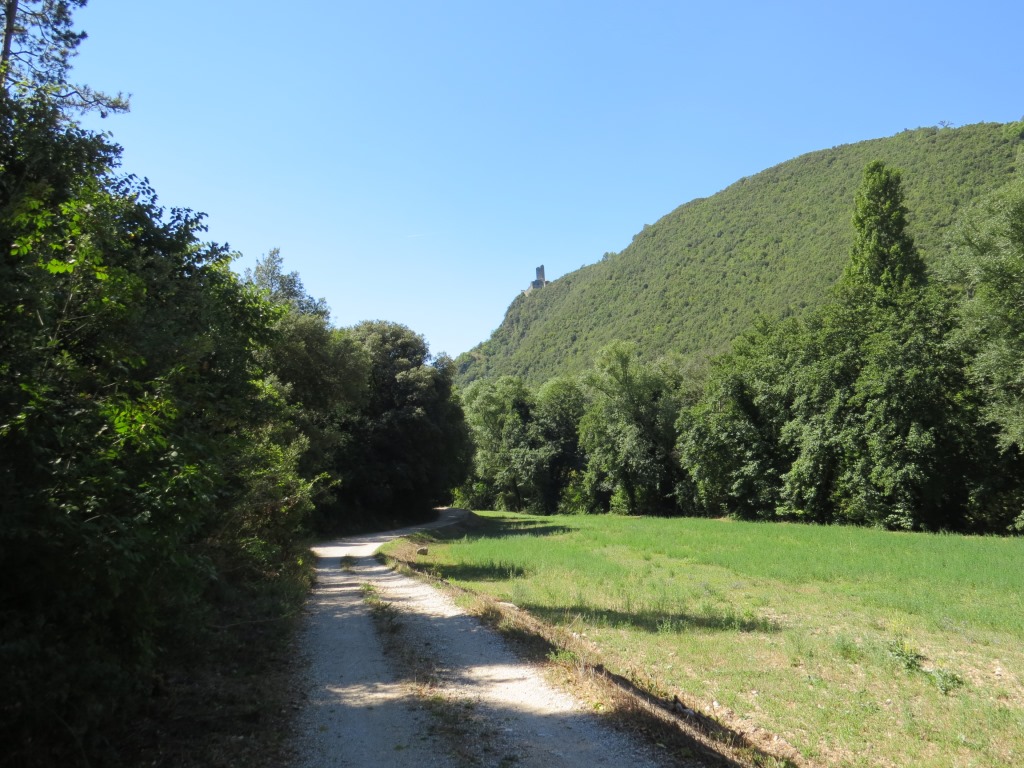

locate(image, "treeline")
[[0, 6, 470, 763], [457, 162, 1024, 534], [244, 250, 472, 533]]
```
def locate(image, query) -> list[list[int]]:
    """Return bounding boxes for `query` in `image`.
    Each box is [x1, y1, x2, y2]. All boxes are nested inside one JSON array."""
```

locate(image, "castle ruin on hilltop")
[[524, 265, 549, 294]]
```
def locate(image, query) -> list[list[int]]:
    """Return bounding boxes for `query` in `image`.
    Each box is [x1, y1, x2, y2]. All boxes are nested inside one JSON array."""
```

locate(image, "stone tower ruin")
[[525, 265, 549, 294]]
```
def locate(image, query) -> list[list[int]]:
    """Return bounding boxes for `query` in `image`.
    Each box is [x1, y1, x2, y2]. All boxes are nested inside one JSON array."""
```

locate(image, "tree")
[[459, 376, 549, 512], [949, 176, 1024, 531], [843, 160, 926, 295], [0, 0, 126, 113], [953, 176, 1024, 450], [328, 321, 471, 527], [580, 342, 684, 515], [675, 161, 1021, 532], [678, 317, 802, 519], [534, 375, 589, 513], [244, 249, 368, 505], [778, 162, 991, 530], [245, 247, 330, 319], [0, 91, 304, 761]]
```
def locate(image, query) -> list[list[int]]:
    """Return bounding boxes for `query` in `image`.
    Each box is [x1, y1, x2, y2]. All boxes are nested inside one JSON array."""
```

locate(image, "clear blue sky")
[[72, 0, 1023, 357]]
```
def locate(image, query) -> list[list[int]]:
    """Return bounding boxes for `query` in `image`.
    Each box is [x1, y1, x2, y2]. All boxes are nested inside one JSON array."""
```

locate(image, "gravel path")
[[292, 509, 682, 767]]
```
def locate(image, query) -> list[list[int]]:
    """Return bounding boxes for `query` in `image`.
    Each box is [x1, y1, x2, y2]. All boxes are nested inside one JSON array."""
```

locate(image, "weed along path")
[[292, 508, 685, 768]]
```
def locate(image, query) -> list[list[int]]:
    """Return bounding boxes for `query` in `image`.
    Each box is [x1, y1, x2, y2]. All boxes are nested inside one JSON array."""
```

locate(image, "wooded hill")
[[457, 121, 1024, 386]]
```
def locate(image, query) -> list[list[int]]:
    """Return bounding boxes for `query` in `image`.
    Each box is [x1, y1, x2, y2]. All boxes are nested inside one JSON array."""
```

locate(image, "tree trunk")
[[1, 0, 18, 90]]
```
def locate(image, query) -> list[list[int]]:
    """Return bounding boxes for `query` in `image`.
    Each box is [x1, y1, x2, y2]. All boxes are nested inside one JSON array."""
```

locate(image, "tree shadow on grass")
[[483, 521, 577, 539], [430, 562, 528, 581], [428, 515, 779, 633], [434, 514, 576, 541], [521, 602, 780, 635]]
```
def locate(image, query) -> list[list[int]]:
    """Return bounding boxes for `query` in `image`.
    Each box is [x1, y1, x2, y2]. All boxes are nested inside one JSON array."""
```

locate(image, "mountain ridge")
[[457, 121, 1024, 386]]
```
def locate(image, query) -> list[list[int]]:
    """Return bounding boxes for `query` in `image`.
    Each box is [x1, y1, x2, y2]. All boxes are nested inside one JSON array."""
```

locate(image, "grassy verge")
[[379, 512, 1024, 768]]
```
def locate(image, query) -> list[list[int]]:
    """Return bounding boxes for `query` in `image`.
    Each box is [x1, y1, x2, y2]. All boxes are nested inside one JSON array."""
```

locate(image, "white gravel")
[[291, 509, 684, 767]]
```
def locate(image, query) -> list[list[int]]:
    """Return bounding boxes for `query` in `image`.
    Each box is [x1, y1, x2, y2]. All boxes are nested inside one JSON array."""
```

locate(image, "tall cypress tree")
[[782, 162, 998, 529], [843, 160, 926, 296]]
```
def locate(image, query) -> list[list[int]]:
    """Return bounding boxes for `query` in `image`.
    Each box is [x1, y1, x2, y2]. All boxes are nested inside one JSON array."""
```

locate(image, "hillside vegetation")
[[457, 122, 1024, 385], [454, 162, 1024, 533]]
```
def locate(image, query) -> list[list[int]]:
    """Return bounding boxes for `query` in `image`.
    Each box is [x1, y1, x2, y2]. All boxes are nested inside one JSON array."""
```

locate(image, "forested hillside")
[[455, 161, 1024, 534], [458, 122, 1024, 385]]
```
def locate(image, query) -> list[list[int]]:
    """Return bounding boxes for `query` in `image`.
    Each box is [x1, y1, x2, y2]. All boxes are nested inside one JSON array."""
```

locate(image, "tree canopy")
[[1, 0, 127, 112]]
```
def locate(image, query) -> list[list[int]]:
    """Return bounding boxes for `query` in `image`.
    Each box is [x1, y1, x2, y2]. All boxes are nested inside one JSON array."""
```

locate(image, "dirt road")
[[291, 509, 684, 767]]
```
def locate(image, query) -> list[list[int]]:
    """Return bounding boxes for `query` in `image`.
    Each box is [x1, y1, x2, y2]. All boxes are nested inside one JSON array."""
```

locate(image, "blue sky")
[[73, 0, 1023, 357]]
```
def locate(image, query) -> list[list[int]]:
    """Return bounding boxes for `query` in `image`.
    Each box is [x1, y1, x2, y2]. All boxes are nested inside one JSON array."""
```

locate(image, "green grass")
[[383, 512, 1024, 767]]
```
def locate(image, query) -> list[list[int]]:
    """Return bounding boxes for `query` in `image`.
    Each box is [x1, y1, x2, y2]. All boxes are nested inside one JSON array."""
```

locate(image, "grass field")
[[381, 512, 1024, 767]]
